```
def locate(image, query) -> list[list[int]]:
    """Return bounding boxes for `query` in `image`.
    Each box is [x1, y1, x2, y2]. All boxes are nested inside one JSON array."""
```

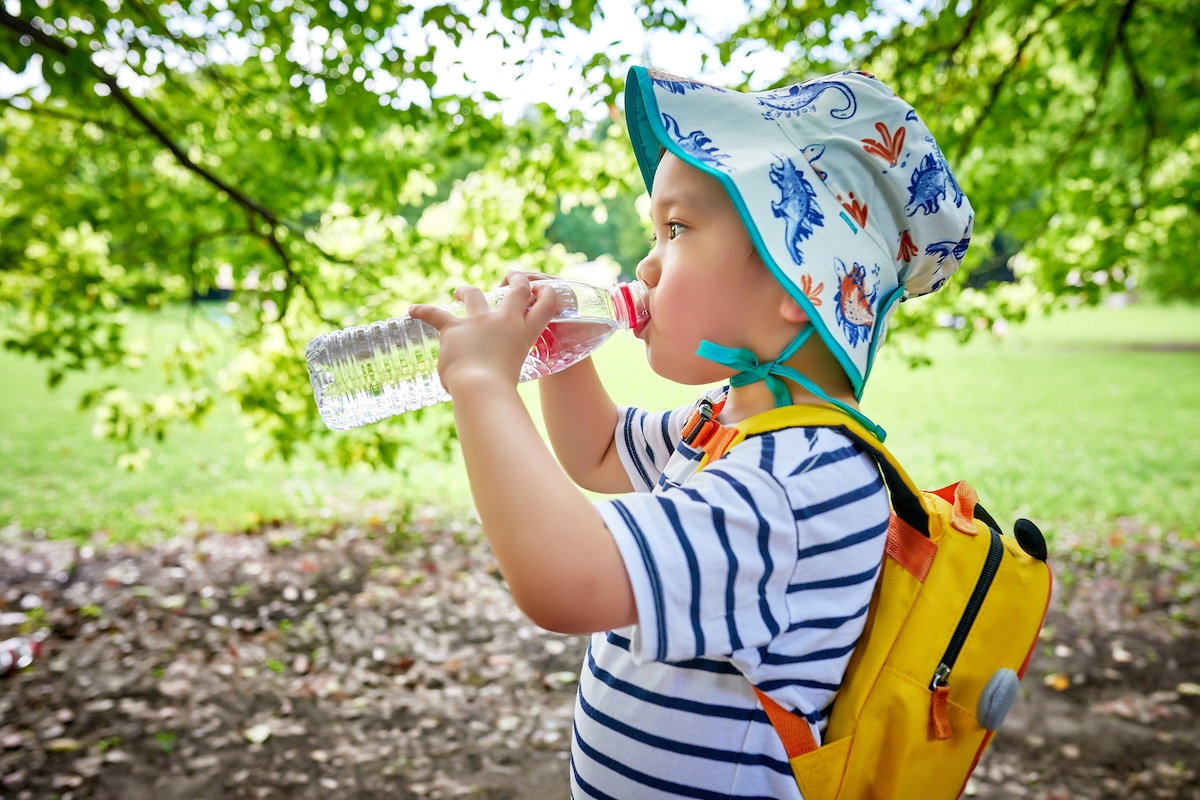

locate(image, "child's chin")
[[644, 353, 718, 387]]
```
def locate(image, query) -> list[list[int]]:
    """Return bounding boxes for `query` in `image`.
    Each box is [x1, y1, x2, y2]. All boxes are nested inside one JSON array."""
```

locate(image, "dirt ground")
[[1, 515, 1197, 799]]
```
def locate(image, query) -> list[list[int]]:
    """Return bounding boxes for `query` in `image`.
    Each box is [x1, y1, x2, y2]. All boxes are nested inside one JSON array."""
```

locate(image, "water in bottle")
[[306, 279, 649, 430]]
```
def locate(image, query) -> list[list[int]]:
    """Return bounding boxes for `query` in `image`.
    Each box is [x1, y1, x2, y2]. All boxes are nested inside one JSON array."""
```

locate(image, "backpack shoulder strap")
[[687, 402, 938, 763], [689, 402, 931, 536], [684, 402, 930, 760]]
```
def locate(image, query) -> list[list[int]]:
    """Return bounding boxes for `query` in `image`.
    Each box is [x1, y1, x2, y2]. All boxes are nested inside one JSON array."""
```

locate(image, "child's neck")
[[719, 376, 858, 425]]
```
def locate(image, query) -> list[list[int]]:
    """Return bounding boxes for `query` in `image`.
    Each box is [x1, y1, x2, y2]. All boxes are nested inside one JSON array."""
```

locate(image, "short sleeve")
[[610, 405, 694, 493], [596, 426, 889, 668]]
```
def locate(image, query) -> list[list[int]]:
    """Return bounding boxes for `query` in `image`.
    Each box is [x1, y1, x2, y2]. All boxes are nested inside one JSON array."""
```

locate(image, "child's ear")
[[780, 295, 810, 324]]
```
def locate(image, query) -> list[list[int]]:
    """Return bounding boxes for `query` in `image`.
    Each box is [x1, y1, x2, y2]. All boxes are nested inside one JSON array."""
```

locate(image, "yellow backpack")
[[682, 401, 1053, 800]]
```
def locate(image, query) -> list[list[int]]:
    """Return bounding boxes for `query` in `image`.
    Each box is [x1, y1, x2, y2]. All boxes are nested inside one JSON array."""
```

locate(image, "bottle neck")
[[612, 280, 650, 332]]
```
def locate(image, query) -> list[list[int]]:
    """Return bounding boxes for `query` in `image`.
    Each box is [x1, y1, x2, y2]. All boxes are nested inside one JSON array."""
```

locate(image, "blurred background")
[[1, 1, 1197, 797]]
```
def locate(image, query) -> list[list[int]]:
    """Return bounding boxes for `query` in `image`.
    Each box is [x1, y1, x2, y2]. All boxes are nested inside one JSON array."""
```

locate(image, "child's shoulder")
[[724, 422, 879, 486]]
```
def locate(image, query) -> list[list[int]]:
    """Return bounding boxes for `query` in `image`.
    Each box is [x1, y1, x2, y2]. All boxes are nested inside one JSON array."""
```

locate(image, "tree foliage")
[[1, 0, 1196, 469], [727, 0, 1200, 331], [0, 0, 634, 469]]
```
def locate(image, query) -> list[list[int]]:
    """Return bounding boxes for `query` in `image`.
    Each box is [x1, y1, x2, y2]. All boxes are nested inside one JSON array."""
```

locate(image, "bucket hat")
[[625, 66, 974, 401]]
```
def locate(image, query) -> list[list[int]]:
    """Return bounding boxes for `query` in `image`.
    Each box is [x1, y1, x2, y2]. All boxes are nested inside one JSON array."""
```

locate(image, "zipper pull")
[[930, 662, 951, 691]]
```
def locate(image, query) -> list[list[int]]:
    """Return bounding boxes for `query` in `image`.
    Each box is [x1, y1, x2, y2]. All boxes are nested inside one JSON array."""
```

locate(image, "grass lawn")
[[2, 300, 1198, 548], [0, 306, 470, 544], [860, 303, 1200, 542]]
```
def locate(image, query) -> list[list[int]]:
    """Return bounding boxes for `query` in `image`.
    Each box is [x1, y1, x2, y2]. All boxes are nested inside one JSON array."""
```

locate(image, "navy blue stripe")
[[787, 600, 871, 632], [576, 690, 793, 776], [758, 432, 775, 472], [571, 752, 621, 800], [603, 633, 741, 674], [572, 724, 787, 799], [679, 485, 743, 652], [715, 470, 782, 638], [793, 473, 884, 521], [788, 563, 880, 593], [586, 647, 767, 721], [707, 469, 781, 639], [604, 630, 633, 650], [624, 407, 654, 490], [788, 442, 861, 477], [759, 639, 859, 665], [666, 657, 742, 674], [796, 516, 888, 559], [661, 497, 705, 654], [612, 500, 668, 660], [659, 411, 674, 458], [757, 676, 841, 694]]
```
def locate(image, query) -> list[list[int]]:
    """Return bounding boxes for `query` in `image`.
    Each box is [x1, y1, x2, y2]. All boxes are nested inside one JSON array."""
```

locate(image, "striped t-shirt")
[[572, 391, 890, 799]]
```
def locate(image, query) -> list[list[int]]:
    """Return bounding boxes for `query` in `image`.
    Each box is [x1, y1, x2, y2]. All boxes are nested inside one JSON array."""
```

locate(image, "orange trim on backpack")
[[931, 685, 954, 740], [697, 425, 740, 466], [885, 513, 938, 582], [754, 687, 819, 758], [680, 406, 713, 445], [932, 481, 979, 535], [680, 397, 745, 469]]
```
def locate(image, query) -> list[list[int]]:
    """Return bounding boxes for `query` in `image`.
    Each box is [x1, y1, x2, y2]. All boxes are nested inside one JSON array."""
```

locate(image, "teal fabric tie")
[[696, 325, 888, 441]]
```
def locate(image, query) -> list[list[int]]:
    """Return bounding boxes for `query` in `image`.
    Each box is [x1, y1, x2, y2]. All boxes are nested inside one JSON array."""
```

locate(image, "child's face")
[[635, 153, 793, 385]]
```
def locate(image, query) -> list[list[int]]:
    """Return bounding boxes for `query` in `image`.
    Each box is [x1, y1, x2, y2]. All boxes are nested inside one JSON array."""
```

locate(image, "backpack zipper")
[[929, 527, 1004, 691]]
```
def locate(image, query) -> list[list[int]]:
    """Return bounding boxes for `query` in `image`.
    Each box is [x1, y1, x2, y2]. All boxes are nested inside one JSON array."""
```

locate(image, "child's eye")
[[649, 222, 685, 245]]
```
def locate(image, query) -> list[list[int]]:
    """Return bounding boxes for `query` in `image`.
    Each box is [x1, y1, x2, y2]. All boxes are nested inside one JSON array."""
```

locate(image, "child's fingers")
[[409, 302, 457, 329], [498, 272, 534, 314], [500, 269, 554, 287], [450, 284, 492, 314], [525, 280, 559, 332]]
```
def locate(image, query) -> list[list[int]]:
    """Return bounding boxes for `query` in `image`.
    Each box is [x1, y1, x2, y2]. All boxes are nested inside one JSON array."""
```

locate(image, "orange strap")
[[755, 688, 819, 758], [931, 685, 954, 740], [680, 397, 741, 467], [687, 398, 931, 760], [697, 425, 740, 466], [886, 513, 938, 582]]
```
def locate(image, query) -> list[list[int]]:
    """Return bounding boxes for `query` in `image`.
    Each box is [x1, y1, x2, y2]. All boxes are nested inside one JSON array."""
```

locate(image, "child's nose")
[[635, 254, 660, 287]]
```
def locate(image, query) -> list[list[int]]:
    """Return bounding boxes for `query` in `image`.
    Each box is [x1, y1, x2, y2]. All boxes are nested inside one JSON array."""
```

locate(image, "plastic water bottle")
[[306, 279, 649, 430]]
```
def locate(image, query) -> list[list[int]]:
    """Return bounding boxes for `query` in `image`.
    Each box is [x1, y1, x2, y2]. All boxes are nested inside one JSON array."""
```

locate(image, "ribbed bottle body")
[[306, 279, 647, 430], [306, 316, 448, 430]]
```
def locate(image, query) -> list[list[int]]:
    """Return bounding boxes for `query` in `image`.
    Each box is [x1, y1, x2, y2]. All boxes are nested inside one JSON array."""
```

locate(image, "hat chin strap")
[[696, 325, 887, 441]]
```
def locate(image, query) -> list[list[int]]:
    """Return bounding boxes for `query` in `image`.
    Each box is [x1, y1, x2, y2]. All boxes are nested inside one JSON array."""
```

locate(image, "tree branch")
[[0, 9, 280, 226], [1117, 17, 1159, 180], [1, 98, 140, 138], [1045, 0, 1138, 180], [939, 0, 989, 63], [0, 7, 342, 326], [954, 2, 1070, 161]]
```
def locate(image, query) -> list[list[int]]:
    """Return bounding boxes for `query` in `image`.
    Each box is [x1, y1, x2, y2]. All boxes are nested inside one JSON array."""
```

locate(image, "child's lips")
[[633, 300, 650, 337]]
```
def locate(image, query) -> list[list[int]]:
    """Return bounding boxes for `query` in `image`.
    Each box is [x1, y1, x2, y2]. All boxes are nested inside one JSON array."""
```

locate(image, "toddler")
[[411, 64, 973, 798]]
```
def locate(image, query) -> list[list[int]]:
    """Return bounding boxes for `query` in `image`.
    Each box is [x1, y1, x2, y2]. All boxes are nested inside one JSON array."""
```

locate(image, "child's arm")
[[500, 271, 632, 493], [537, 358, 635, 494], [409, 274, 636, 635]]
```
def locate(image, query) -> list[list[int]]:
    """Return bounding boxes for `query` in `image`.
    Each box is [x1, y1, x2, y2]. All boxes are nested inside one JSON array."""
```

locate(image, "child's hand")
[[500, 270, 554, 287], [408, 272, 559, 398]]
